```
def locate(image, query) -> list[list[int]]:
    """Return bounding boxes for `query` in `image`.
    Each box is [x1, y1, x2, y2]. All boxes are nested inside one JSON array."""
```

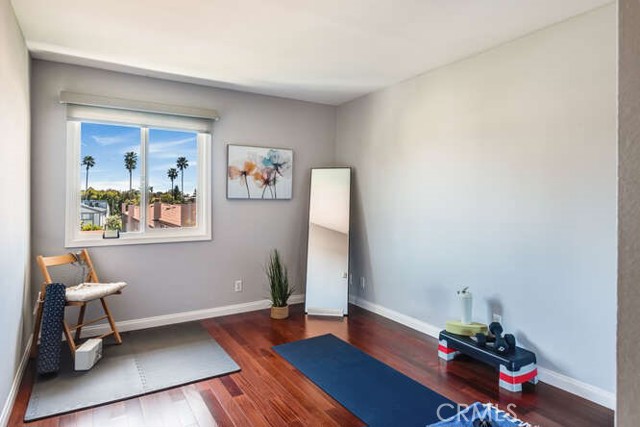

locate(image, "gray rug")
[[25, 322, 240, 421]]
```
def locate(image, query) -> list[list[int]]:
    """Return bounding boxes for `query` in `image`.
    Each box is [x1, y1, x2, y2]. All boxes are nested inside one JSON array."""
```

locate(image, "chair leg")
[[100, 298, 122, 344], [75, 304, 87, 342], [30, 299, 44, 359], [63, 321, 77, 354]]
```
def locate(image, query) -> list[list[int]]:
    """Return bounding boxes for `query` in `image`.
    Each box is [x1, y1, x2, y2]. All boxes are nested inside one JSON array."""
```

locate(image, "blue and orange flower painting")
[[227, 145, 293, 199]]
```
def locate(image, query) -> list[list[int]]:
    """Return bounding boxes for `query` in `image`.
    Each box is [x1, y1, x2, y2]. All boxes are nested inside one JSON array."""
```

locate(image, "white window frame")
[[65, 120, 212, 248]]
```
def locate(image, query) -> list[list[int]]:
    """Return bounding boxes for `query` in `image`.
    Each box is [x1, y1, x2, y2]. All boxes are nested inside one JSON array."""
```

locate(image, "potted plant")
[[103, 214, 122, 239], [266, 249, 294, 319]]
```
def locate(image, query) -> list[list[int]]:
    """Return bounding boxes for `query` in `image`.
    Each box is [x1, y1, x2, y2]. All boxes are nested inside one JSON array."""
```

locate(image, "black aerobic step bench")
[[438, 330, 538, 392]]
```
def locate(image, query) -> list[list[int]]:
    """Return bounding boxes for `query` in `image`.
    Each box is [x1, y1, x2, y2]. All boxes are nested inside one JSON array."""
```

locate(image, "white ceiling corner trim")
[[12, 0, 612, 105]]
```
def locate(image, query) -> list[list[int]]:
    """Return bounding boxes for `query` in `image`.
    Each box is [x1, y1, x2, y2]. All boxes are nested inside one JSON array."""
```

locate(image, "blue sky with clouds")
[[80, 123, 198, 194]]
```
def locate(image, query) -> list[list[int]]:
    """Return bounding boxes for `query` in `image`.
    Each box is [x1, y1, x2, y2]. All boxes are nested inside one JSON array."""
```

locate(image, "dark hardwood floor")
[[9, 304, 614, 427]]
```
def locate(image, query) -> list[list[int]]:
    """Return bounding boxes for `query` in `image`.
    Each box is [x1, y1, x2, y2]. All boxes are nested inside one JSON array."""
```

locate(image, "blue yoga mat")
[[273, 334, 458, 427]]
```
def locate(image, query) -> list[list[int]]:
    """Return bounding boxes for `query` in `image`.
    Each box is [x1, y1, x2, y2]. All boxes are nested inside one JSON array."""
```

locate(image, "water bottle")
[[458, 287, 472, 325]]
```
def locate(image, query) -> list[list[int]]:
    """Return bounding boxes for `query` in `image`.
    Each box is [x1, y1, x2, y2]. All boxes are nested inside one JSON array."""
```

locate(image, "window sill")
[[65, 231, 211, 248]]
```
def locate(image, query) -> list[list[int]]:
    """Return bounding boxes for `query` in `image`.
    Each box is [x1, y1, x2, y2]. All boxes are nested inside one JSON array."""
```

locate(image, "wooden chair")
[[31, 249, 123, 358]]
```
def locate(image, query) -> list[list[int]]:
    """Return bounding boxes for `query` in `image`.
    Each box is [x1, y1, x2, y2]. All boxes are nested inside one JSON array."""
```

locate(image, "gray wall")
[[30, 60, 336, 322], [336, 5, 617, 394], [0, 0, 31, 420], [618, 0, 640, 424]]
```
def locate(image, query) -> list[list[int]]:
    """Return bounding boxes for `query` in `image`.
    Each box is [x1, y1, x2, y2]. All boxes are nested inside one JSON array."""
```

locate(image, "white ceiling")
[[12, 0, 611, 105]]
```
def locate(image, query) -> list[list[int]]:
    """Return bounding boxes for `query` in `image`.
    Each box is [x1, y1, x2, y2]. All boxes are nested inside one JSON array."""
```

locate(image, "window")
[[64, 94, 215, 247]]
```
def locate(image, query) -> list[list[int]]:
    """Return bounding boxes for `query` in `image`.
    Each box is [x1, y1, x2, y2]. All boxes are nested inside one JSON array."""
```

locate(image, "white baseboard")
[[1, 336, 32, 427], [349, 295, 615, 410], [350, 295, 442, 338], [81, 294, 305, 337], [536, 366, 615, 410]]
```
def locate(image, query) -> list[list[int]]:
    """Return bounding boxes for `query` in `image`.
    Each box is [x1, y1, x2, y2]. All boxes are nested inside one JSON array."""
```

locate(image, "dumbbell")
[[504, 333, 516, 352], [489, 322, 508, 354], [474, 332, 494, 348], [489, 322, 516, 355]]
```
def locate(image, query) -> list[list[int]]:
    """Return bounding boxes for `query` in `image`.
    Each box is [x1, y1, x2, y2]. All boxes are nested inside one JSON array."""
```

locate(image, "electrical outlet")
[[360, 277, 366, 290], [493, 313, 502, 324], [234, 280, 243, 292]]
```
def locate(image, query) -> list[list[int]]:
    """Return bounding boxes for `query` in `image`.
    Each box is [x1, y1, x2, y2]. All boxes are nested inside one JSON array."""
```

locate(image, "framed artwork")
[[227, 144, 293, 200]]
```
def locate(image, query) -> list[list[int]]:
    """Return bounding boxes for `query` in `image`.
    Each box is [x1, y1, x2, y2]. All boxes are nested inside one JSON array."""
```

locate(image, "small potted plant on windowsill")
[[103, 215, 122, 239], [266, 249, 294, 319]]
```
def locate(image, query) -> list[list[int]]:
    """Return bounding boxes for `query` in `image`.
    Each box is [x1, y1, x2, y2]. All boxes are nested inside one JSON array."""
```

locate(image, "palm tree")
[[176, 157, 189, 195], [167, 168, 178, 198], [81, 155, 95, 193], [124, 151, 138, 192]]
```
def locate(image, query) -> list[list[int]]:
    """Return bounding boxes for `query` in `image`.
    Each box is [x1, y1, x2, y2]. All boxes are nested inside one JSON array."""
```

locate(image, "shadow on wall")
[[516, 332, 565, 376], [486, 296, 565, 376], [486, 297, 504, 324], [349, 169, 376, 302], [295, 171, 312, 294]]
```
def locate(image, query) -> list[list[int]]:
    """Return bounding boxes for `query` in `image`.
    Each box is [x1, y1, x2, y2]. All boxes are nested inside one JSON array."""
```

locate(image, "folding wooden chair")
[[31, 249, 124, 358]]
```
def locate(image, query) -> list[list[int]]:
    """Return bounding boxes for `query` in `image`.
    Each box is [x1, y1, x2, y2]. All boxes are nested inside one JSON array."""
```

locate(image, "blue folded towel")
[[428, 402, 530, 427]]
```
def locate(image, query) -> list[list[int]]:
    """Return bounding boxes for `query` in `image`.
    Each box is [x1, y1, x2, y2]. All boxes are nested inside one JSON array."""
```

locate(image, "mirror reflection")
[[305, 168, 351, 317]]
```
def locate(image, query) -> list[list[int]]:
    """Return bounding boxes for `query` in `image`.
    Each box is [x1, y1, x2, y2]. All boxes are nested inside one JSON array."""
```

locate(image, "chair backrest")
[[37, 249, 100, 287]]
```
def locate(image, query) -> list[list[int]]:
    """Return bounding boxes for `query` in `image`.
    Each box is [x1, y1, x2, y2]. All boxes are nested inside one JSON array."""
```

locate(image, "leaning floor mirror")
[[305, 168, 352, 317]]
